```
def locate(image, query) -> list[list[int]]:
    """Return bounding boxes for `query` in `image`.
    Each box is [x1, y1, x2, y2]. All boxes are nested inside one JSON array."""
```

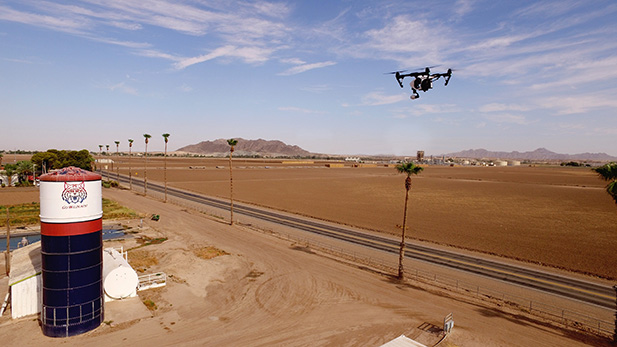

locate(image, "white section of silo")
[[39, 180, 103, 223], [102, 248, 139, 300]]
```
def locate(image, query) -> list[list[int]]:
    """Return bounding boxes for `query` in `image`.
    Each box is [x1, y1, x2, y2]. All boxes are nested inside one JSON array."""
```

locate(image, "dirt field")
[[109, 156, 617, 280], [1, 188, 609, 346], [4, 155, 617, 279]]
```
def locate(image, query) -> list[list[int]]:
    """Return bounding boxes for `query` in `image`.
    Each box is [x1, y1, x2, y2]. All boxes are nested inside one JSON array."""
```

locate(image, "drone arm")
[[444, 74, 451, 86]]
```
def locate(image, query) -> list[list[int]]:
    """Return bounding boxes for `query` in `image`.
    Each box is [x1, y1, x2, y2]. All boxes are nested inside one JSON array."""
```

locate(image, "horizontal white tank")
[[103, 248, 138, 300], [494, 160, 507, 166]]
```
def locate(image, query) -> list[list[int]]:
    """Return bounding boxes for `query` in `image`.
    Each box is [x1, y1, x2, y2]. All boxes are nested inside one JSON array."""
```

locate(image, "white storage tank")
[[102, 248, 138, 301]]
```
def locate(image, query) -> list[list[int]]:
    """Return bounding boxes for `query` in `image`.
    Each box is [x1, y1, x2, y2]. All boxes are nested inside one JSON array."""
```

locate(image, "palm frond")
[[395, 162, 424, 175], [593, 162, 617, 181]]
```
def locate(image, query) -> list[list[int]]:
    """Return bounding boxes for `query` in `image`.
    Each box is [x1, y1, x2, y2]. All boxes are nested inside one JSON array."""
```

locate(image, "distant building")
[[417, 151, 425, 162]]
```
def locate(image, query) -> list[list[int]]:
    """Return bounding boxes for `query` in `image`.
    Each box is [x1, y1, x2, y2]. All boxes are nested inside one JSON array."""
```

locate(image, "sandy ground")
[[0, 188, 611, 346]]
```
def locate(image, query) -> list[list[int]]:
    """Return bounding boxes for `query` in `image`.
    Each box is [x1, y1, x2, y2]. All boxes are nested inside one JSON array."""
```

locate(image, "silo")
[[39, 167, 104, 337]]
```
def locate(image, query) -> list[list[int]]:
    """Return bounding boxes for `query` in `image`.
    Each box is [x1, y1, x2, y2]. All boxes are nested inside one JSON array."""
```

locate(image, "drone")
[[388, 67, 452, 100]]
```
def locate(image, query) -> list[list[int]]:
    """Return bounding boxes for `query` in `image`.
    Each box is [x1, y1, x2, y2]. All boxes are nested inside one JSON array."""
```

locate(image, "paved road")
[[111, 172, 616, 310]]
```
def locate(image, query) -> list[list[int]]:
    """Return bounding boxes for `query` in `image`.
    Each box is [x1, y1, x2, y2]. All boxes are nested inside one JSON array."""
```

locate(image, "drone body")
[[390, 67, 452, 100]]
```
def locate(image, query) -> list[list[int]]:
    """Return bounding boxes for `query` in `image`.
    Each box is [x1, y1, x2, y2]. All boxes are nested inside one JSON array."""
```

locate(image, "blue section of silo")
[[41, 227, 104, 337]]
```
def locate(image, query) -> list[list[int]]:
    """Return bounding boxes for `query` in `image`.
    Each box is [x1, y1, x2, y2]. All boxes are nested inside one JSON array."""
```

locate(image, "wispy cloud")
[[361, 91, 408, 106], [592, 127, 617, 135], [454, 0, 476, 19], [537, 93, 617, 115], [178, 84, 192, 93], [0, 0, 291, 70], [107, 81, 138, 95], [278, 61, 336, 76], [483, 113, 532, 125], [479, 103, 531, 113], [353, 15, 452, 67], [0, 5, 88, 34]]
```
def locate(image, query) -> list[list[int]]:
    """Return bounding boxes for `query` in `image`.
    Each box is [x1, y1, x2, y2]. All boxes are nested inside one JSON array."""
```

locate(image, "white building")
[[7, 242, 42, 319]]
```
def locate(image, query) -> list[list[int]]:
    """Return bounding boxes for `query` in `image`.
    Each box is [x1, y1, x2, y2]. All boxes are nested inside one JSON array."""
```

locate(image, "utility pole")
[[5, 207, 10, 276]]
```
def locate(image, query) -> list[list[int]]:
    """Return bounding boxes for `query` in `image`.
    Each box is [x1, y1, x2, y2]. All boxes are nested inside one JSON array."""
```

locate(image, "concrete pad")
[[104, 296, 152, 325]]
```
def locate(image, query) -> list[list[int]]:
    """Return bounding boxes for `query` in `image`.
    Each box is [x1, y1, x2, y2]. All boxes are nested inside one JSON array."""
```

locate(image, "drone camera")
[[413, 77, 422, 89]]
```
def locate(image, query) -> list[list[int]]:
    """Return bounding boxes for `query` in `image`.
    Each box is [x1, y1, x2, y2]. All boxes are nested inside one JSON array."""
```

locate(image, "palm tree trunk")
[[144, 144, 148, 195], [128, 148, 132, 190], [229, 152, 234, 225], [164, 142, 168, 202], [398, 178, 411, 280]]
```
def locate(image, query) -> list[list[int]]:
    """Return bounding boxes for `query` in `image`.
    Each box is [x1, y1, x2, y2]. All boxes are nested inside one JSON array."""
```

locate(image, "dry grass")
[[142, 298, 157, 311], [128, 249, 159, 273], [192, 246, 229, 260]]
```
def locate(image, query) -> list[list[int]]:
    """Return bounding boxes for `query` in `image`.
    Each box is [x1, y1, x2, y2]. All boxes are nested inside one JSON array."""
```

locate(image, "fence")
[[126, 178, 616, 339], [138, 272, 167, 291]]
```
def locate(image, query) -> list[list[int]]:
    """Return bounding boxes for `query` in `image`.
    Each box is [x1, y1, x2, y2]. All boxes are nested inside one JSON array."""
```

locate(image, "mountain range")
[[176, 139, 615, 161], [176, 138, 313, 157], [444, 148, 617, 161]]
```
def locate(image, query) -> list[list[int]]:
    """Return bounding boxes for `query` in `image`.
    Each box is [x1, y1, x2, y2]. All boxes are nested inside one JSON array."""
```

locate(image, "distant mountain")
[[445, 148, 617, 161], [176, 138, 313, 157]]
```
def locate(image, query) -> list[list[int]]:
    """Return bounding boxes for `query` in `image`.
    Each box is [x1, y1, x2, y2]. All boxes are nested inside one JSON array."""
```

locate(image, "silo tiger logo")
[[61, 181, 88, 204]]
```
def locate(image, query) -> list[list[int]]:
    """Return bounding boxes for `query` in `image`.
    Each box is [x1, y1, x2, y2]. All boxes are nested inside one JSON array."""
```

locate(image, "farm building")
[[7, 242, 42, 319]]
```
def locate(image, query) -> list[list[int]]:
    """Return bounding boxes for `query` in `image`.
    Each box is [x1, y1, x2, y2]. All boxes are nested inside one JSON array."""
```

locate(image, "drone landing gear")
[[410, 86, 420, 100]]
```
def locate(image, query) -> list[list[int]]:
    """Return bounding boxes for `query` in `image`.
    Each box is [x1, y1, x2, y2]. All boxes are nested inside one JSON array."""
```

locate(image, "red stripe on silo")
[[41, 219, 102, 236]]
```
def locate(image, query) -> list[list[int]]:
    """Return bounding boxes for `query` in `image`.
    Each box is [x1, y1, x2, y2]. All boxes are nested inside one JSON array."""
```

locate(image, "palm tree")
[[98, 145, 103, 171], [114, 140, 120, 180], [105, 144, 110, 181], [162, 133, 170, 202], [593, 162, 617, 205], [128, 139, 134, 190], [394, 161, 424, 280], [227, 138, 238, 225], [143, 134, 151, 195]]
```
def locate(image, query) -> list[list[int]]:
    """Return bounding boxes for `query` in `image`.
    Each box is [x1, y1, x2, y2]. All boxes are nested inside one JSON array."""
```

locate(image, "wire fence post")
[[613, 285, 617, 343]]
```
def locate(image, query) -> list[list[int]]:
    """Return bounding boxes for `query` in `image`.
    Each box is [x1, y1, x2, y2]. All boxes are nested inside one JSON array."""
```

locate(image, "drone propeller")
[[410, 65, 439, 73], [384, 70, 408, 75]]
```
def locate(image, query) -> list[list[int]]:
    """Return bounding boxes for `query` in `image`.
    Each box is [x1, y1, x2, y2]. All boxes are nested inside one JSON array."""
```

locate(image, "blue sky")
[[1, 0, 616, 156]]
